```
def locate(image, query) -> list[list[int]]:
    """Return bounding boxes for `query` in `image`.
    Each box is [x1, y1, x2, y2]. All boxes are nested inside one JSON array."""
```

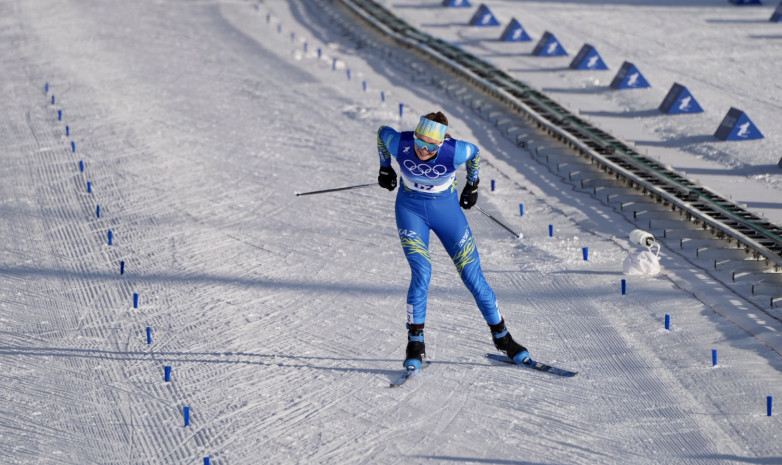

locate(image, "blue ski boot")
[[489, 319, 529, 364], [403, 323, 425, 370]]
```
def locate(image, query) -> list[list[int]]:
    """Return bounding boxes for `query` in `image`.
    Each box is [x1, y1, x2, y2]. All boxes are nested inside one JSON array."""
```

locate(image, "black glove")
[[460, 178, 479, 209], [378, 166, 397, 191]]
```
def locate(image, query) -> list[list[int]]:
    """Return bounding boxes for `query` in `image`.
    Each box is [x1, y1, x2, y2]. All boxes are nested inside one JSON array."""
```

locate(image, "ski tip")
[[294, 191, 301, 197]]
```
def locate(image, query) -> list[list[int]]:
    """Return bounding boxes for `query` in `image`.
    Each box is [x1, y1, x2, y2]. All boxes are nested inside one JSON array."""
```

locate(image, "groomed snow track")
[[334, 0, 782, 270]]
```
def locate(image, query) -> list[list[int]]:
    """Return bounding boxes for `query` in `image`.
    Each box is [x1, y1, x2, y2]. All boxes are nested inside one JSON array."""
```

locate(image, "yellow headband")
[[415, 116, 447, 142]]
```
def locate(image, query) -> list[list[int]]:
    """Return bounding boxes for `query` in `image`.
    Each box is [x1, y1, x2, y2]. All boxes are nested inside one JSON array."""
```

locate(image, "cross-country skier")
[[376, 111, 529, 370]]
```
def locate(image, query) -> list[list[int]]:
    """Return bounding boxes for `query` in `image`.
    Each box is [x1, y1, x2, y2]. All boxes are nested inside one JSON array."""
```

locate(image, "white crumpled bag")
[[623, 250, 661, 276]]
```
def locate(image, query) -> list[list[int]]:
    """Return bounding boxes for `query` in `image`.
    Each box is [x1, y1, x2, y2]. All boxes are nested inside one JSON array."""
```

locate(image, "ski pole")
[[295, 183, 376, 197], [475, 206, 523, 239]]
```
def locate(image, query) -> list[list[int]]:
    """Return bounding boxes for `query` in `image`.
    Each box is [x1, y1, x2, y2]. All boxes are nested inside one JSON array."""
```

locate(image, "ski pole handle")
[[475, 206, 523, 239], [295, 183, 376, 197]]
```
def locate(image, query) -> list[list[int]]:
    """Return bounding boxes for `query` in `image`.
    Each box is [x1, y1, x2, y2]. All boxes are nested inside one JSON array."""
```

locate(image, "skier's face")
[[413, 133, 442, 161]]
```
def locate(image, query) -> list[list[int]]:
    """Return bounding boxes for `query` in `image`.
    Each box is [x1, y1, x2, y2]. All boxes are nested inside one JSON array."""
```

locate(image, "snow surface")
[[0, 0, 781, 463]]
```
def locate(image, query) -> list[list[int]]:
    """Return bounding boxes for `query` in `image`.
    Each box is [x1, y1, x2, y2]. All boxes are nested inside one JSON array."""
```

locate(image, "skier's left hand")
[[460, 178, 479, 209]]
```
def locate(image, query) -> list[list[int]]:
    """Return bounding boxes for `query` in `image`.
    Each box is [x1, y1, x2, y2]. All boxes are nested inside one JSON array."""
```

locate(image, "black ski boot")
[[403, 323, 425, 370], [489, 319, 529, 364]]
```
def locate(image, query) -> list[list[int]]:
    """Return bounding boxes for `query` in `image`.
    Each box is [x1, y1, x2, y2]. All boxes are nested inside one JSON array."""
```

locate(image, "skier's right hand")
[[378, 166, 397, 191]]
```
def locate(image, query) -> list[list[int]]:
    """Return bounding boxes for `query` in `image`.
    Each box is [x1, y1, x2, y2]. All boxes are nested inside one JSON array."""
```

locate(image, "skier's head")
[[413, 112, 449, 160]]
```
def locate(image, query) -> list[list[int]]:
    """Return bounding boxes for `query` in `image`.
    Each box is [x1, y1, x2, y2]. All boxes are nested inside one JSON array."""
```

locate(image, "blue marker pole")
[[519, 204, 524, 216], [362, 81, 367, 92], [204, 458, 211, 465], [79, 160, 84, 172], [399, 103, 404, 118], [381, 91, 385, 102], [87, 181, 92, 193], [51, 95, 55, 105], [665, 314, 671, 330], [96, 205, 101, 218], [146, 327, 152, 344], [72, 141, 76, 153], [712, 349, 718, 367], [58, 110, 62, 121], [346, 69, 351, 80], [183, 406, 190, 426], [133, 293, 139, 308], [491, 180, 496, 191], [107, 230, 113, 246], [164, 366, 172, 382], [120, 260, 125, 275], [548, 225, 553, 237], [768, 396, 773, 416], [45, 82, 49, 93], [65, 125, 70, 137], [582, 247, 589, 261], [621, 279, 626, 295]]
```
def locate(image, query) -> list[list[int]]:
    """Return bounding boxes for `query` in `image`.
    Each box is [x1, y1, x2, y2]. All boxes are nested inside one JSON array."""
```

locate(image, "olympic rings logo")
[[403, 159, 448, 178]]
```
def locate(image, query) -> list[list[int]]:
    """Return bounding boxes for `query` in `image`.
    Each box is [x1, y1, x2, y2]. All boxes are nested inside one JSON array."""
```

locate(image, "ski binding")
[[389, 361, 431, 388]]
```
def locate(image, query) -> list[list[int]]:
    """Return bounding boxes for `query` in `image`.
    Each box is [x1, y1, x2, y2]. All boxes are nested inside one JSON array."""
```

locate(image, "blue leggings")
[[395, 186, 501, 326]]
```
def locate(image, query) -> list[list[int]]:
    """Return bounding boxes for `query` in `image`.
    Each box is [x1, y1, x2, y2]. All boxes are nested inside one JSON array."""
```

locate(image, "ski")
[[389, 361, 431, 388], [486, 353, 578, 377]]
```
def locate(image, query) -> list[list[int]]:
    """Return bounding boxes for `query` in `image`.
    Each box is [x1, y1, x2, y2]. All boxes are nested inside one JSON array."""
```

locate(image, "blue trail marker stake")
[[71, 141, 76, 153], [45, 82, 49, 93], [87, 181, 92, 193], [146, 327, 152, 344], [65, 125, 70, 136], [768, 396, 773, 416], [712, 349, 718, 367], [381, 91, 386, 102], [317, 47, 322, 59], [548, 225, 553, 237], [120, 260, 125, 275], [164, 366, 172, 382], [58, 110, 62, 121], [133, 293, 139, 308], [519, 204, 524, 216], [107, 230, 113, 245], [399, 103, 404, 118], [491, 179, 496, 191], [51, 95, 55, 105], [582, 247, 589, 261], [79, 160, 84, 172], [665, 314, 671, 330], [363, 81, 367, 92], [96, 204, 101, 218], [204, 458, 211, 465], [621, 279, 626, 295], [347, 69, 351, 80], [183, 406, 191, 426]]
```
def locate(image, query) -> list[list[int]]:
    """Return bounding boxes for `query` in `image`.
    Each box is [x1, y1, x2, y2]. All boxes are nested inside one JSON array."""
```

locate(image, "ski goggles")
[[413, 135, 443, 152]]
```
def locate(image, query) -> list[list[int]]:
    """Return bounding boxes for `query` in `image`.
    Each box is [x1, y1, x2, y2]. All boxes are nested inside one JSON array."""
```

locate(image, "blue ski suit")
[[377, 126, 502, 326]]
